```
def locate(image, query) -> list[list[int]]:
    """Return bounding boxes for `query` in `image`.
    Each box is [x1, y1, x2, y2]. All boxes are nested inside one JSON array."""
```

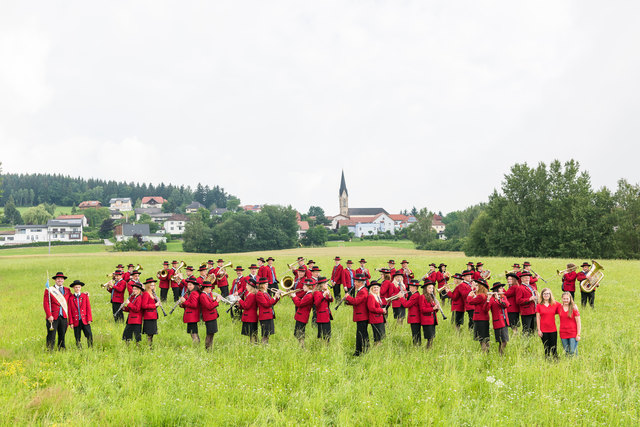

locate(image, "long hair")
[[423, 286, 435, 303], [561, 291, 575, 317], [383, 272, 391, 281], [538, 288, 555, 305], [476, 285, 488, 296]]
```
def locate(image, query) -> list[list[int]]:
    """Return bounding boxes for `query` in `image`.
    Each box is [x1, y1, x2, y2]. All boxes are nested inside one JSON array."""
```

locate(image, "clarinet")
[[335, 286, 355, 311], [114, 295, 133, 318], [169, 289, 190, 315], [430, 292, 447, 320], [153, 290, 167, 316]]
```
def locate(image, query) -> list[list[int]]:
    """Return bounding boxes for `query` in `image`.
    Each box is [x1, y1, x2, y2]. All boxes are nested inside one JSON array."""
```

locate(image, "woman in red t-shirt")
[[558, 292, 581, 356], [536, 288, 560, 358]]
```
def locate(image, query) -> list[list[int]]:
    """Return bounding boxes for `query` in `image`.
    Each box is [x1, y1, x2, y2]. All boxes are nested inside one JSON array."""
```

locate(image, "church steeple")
[[339, 170, 349, 217]]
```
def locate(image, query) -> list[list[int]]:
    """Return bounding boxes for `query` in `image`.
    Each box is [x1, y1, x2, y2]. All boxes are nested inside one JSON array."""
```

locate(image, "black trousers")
[[354, 321, 369, 356], [411, 323, 422, 345], [467, 310, 474, 329], [160, 287, 169, 302], [521, 314, 536, 335], [73, 322, 93, 348], [112, 302, 124, 323], [581, 291, 595, 308], [46, 317, 67, 350], [333, 285, 342, 300], [541, 332, 558, 358], [219, 285, 229, 298], [172, 287, 181, 302]]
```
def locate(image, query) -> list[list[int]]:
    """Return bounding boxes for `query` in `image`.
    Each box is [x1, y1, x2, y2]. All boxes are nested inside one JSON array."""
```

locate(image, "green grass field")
[[13, 206, 76, 217], [0, 247, 638, 425]]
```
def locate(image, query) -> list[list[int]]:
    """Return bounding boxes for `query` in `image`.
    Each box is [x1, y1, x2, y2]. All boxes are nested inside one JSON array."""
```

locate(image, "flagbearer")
[[68, 279, 93, 349], [43, 272, 71, 351]]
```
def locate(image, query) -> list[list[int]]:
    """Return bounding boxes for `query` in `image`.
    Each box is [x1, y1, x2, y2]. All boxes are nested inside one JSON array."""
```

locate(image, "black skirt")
[[494, 326, 509, 343], [317, 322, 331, 339], [260, 319, 275, 337], [142, 319, 158, 335], [392, 306, 406, 319], [474, 320, 490, 342], [508, 312, 520, 327], [422, 324, 436, 340], [241, 321, 258, 337], [205, 319, 218, 335], [294, 320, 307, 339], [371, 322, 386, 342], [186, 322, 199, 334]]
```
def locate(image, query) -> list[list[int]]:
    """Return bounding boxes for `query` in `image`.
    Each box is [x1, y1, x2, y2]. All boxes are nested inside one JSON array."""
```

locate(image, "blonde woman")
[[558, 292, 581, 356], [535, 288, 560, 358]]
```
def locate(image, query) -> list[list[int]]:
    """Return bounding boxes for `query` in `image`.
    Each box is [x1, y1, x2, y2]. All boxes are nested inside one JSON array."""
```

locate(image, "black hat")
[[297, 267, 306, 272], [257, 277, 269, 285], [346, 260, 354, 264], [303, 278, 315, 286], [523, 261, 531, 267], [235, 266, 244, 271], [186, 276, 198, 283], [249, 264, 258, 269], [172, 260, 178, 264], [401, 260, 409, 264], [52, 272, 67, 280], [316, 276, 328, 285], [70, 279, 85, 287], [217, 259, 225, 263], [476, 262, 484, 267], [143, 277, 157, 284], [359, 258, 366, 263], [131, 270, 140, 275], [201, 281, 214, 288], [307, 259, 315, 265], [519, 271, 532, 277], [581, 262, 590, 267], [452, 273, 463, 280], [429, 263, 436, 267], [266, 257, 275, 262], [310, 266, 321, 272], [127, 264, 135, 268], [467, 262, 474, 266], [163, 261, 169, 265], [421, 279, 435, 288], [379, 268, 390, 274], [392, 270, 404, 277], [491, 282, 505, 291], [131, 282, 144, 290], [505, 272, 519, 280], [461, 270, 473, 276], [246, 279, 257, 287], [334, 256, 341, 261], [354, 273, 366, 281], [368, 280, 381, 289], [297, 256, 304, 261], [198, 265, 208, 271], [116, 264, 124, 269], [438, 263, 447, 268], [475, 278, 489, 289], [512, 263, 520, 268], [408, 279, 420, 287], [388, 259, 395, 264], [207, 260, 214, 264], [114, 270, 123, 275], [257, 257, 265, 262]]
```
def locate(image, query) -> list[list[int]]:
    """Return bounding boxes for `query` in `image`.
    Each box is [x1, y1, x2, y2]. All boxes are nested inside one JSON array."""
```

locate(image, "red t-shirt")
[[536, 302, 560, 333], [558, 305, 580, 339]]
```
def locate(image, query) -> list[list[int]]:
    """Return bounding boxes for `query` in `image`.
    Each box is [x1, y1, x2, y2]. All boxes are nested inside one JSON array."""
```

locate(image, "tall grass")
[[0, 249, 638, 425]]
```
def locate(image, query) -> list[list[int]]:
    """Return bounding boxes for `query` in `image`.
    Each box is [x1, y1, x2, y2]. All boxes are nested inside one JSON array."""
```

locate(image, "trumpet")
[[277, 288, 299, 297], [287, 259, 303, 270], [211, 292, 233, 305], [171, 261, 186, 283], [101, 279, 113, 288], [385, 292, 404, 304], [135, 264, 143, 272], [556, 265, 578, 276]]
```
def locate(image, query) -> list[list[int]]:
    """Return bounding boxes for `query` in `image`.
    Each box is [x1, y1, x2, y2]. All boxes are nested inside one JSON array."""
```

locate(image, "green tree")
[[83, 207, 111, 228], [2, 195, 22, 225], [302, 225, 328, 247], [227, 196, 241, 212], [613, 179, 640, 258], [99, 218, 115, 239], [22, 205, 53, 225], [307, 206, 330, 225], [182, 218, 214, 253], [137, 213, 160, 233], [407, 208, 437, 249]]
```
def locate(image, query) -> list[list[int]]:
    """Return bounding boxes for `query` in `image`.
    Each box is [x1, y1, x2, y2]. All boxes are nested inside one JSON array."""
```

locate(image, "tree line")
[[0, 173, 234, 212]]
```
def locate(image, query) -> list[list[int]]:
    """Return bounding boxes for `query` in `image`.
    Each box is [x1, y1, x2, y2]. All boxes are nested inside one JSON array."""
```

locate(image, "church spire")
[[339, 170, 349, 217], [339, 170, 348, 197]]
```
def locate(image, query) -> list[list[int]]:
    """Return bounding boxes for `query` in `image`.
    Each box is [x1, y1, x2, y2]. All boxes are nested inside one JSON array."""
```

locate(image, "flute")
[[152, 290, 167, 316]]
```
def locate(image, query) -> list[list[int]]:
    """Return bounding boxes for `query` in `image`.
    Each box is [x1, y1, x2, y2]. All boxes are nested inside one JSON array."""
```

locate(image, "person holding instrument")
[[157, 261, 173, 302], [436, 263, 449, 305], [367, 280, 386, 346], [467, 278, 491, 353], [213, 259, 230, 297], [576, 262, 597, 308], [330, 257, 344, 300], [238, 279, 259, 343], [257, 277, 280, 344], [345, 274, 370, 356], [106, 269, 127, 323], [122, 281, 144, 344], [388, 271, 407, 324], [402, 279, 422, 346], [179, 277, 201, 344], [419, 280, 439, 349], [488, 282, 510, 355], [504, 272, 521, 335], [291, 278, 315, 348], [356, 258, 371, 286], [559, 263, 578, 300], [199, 281, 221, 350], [314, 277, 334, 342], [522, 262, 540, 286], [447, 272, 471, 332], [342, 260, 356, 295], [516, 271, 538, 335], [141, 277, 160, 348]]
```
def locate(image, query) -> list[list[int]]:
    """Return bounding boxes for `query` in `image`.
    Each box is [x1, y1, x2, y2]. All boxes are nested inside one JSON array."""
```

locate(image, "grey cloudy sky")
[[1, 1, 639, 216]]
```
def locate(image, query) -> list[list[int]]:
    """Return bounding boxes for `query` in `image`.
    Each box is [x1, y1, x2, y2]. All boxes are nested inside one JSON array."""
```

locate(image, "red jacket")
[[257, 265, 269, 280], [43, 286, 70, 320], [472, 271, 482, 282], [181, 291, 201, 323], [345, 286, 369, 322], [436, 272, 448, 289], [402, 292, 422, 324], [387, 281, 405, 308], [196, 275, 207, 286], [419, 295, 438, 326], [123, 271, 131, 282], [356, 267, 371, 285], [379, 280, 393, 301], [488, 295, 510, 329], [447, 283, 471, 312], [68, 292, 92, 326], [231, 276, 247, 295], [170, 268, 180, 288], [367, 294, 385, 324], [516, 283, 538, 316], [123, 294, 143, 325], [504, 285, 520, 313], [262, 265, 278, 284], [331, 264, 343, 286], [127, 280, 141, 296], [562, 271, 578, 292], [342, 268, 356, 290], [199, 292, 219, 322], [256, 291, 279, 321], [158, 269, 173, 289], [140, 292, 158, 320], [427, 271, 443, 287], [239, 292, 258, 323], [109, 279, 127, 304], [576, 271, 589, 284], [292, 291, 314, 324], [314, 291, 333, 323], [467, 294, 490, 321]]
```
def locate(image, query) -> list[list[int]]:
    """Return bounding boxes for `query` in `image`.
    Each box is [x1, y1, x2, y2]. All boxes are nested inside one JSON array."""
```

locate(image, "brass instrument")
[[385, 292, 404, 303], [579, 260, 604, 293], [375, 267, 384, 272], [280, 275, 294, 291], [101, 279, 113, 288], [171, 261, 186, 283], [135, 264, 143, 272], [216, 262, 233, 279], [556, 265, 578, 276], [211, 292, 233, 305], [277, 288, 299, 297], [531, 269, 547, 284], [288, 258, 304, 270], [158, 269, 169, 279], [102, 272, 116, 288], [480, 269, 492, 280]]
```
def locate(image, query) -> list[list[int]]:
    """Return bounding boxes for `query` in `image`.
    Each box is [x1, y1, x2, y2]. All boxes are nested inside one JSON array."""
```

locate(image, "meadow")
[[0, 246, 638, 425]]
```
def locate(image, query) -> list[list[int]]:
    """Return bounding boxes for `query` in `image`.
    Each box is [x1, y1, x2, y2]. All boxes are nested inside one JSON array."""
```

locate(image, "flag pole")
[[46, 271, 53, 331]]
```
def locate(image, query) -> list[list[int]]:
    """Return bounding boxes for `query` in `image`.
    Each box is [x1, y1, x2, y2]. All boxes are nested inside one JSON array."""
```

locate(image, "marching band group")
[[43, 256, 601, 358]]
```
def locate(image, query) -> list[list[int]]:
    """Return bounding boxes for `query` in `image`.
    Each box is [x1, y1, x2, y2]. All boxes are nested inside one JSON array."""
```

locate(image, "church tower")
[[339, 170, 349, 217]]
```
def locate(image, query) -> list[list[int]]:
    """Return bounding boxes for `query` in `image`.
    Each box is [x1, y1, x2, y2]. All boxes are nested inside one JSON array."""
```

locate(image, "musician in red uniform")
[[127, 270, 141, 296], [425, 263, 442, 286], [461, 270, 475, 330], [157, 261, 173, 302], [122, 281, 144, 344], [467, 278, 491, 352], [472, 262, 484, 282], [179, 277, 201, 344], [367, 280, 386, 345], [402, 280, 422, 345], [68, 279, 92, 349], [264, 257, 278, 291], [246, 264, 260, 287], [179, 266, 195, 296], [199, 281, 221, 350], [437, 263, 450, 305], [560, 263, 578, 300], [503, 273, 521, 334], [576, 262, 596, 308], [488, 282, 510, 355], [400, 260, 412, 286], [238, 279, 259, 343], [536, 288, 560, 358], [293, 267, 307, 299], [231, 266, 247, 297], [141, 277, 161, 347], [309, 265, 321, 284], [389, 271, 407, 323], [290, 256, 307, 276], [356, 258, 371, 286], [387, 259, 397, 277], [522, 262, 539, 286], [516, 271, 538, 335], [314, 277, 333, 342], [123, 264, 134, 282], [342, 260, 356, 293], [379, 268, 392, 304], [106, 269, 127, 322], [291, 278, 315, 347], [419, 280, 440, 349], [169, 260, 182, 302], [345, 274, 369, 356], [305, 260, 316, 279], [196, 265, 208, 286], [331, 257, 344, 299], [257, 257, 269, 280], [447, 271, 471, 331], [213, 259, 231, 297], [256, 277, 280, 344]]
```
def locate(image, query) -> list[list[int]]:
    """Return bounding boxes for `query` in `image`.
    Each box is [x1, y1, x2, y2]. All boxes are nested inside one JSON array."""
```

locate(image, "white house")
[[56, 215, 88, 228], [109, 209, 124, 220], [163, 214, 188, 235], [46, 219, 84, 242], [0, 230, 16, 246], [109, 198, 132, 211], [115, 223, 166, 244], [141, 196, 166, 209], [12, 225, 48, 244]]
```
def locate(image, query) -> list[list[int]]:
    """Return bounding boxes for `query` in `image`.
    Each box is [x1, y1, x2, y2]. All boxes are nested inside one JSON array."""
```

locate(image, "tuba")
[[579, 260, 604, 293], [480, 269, 492, 281], [280, 275, 294, 291]]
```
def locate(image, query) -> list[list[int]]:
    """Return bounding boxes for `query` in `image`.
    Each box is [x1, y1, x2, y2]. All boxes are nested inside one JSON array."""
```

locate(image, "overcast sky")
[[1, 1, 639, 215]]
